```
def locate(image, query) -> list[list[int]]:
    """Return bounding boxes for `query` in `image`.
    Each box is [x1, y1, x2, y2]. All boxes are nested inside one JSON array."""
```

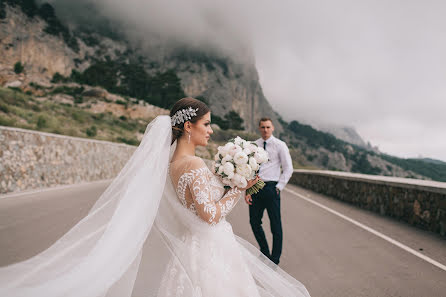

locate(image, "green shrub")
[[31, 104, 41, 112], [224, 110, 244, 130], [38, 3, 79, 52], [92, 113, 105, 121], [0, 1, 6, 19], [86, 125, 97, 137], [212, 111, 244, 130], [36, 115, 47, 129], [0, 103, 9, 113], [74, 96, 83, 104], [116, 137, 139, 146], [6, 0, 38, 18], [212, 114, 229, 130], [51, 86, 84, 97], [0, 115, 14, 126], [71, 60, 185, 110], [29, 82, 45, 89], [71, 111, 88, 123], [351, 153, 381, 175], [51, 72, 68, 83], [14, 62, 24, 74], [7, 87, 23, 93]]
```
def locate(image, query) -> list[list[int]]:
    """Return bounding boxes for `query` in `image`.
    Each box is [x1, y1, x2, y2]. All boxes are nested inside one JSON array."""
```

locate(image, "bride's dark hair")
[[170, 97, 210, 145]]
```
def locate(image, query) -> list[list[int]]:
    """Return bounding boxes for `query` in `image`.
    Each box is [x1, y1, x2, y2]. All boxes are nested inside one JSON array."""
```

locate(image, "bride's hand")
[[239, 176, 260, 191]]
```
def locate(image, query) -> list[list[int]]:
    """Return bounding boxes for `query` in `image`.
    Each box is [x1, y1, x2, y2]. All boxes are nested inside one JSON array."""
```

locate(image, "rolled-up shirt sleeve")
[[276, 142, 293, 191]]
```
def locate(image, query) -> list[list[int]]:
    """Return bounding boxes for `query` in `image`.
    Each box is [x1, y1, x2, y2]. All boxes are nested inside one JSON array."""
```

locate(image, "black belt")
[[264, 181, 278, 185]]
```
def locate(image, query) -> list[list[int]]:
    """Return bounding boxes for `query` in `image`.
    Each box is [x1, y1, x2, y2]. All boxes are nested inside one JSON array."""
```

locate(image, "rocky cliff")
[[0, 4, 282, 133]]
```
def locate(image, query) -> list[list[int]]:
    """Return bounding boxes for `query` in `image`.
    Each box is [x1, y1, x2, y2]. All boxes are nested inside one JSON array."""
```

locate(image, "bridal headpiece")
[[171, 107, 199, 126]]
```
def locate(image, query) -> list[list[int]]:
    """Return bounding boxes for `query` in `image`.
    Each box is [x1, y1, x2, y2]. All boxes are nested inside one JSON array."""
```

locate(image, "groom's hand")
[[245, 194, 252, 205]]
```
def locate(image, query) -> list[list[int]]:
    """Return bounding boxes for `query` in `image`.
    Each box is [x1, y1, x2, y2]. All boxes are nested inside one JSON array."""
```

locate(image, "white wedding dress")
[[0, 116, 310, 297]]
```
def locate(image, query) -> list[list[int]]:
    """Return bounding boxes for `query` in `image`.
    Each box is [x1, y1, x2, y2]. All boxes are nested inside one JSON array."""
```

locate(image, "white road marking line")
[[283, 187, 446, 272]]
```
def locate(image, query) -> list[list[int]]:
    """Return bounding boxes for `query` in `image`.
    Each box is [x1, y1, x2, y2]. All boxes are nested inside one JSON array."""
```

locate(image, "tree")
[[14, 62, 24, 74], [224, 110, 244, 130]]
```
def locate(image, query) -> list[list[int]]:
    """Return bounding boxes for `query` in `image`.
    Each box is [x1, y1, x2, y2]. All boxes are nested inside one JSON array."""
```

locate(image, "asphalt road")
[[0, 181, 445, 297]]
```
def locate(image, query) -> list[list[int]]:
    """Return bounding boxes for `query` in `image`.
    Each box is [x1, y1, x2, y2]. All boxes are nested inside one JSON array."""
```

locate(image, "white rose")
[[218, 165, 224, 175], [238, 177, 247, 189], [223, 162, 235, 179], [232, 173, 247, 189], [223, 178, 236, 188], [233, 152, 249, 165], [249, 157, 259, 171], [225, 142, 236, 150], [234, 136, 243, 146], [248, 170, 256, 180], [236, 163, 252, 179], [243, 147, 252, 155], [214, 153, 221, 161], [217, 148, 227, 158], [228, 144, 242, 157], [254, 152, 263, 164], [221, 154, 233, 164], [248, 143, 258, 152]]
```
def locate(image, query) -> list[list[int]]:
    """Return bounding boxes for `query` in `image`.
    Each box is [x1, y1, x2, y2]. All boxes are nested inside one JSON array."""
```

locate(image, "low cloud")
[[47, 0, 446, 161]]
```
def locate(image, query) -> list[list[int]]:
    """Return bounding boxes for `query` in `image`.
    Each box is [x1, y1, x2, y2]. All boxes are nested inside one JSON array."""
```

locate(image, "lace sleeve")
[[187, 159, 242, 225]]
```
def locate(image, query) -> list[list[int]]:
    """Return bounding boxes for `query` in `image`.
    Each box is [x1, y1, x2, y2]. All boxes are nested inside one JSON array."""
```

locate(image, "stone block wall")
[[290, 170, 446, 237], [0, 126, 136, 194]]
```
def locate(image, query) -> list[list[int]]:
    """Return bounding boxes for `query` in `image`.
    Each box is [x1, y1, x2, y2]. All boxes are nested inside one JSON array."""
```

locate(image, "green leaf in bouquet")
[[246, 180, 265, 195]]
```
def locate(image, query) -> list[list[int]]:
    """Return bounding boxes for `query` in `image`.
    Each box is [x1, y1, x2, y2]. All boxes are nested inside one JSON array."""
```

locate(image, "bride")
[[0, 97, 310, 297]]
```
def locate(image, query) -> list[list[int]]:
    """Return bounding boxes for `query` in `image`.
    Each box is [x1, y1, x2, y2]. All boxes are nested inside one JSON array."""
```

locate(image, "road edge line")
[[284, 187, 446, 272]]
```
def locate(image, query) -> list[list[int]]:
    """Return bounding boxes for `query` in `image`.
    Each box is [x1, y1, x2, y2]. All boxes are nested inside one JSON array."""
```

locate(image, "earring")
[[188, 132, 191, 144]]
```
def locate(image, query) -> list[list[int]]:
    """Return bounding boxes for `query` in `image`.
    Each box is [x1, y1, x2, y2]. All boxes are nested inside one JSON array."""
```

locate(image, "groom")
[[245, 117, 293, 265]]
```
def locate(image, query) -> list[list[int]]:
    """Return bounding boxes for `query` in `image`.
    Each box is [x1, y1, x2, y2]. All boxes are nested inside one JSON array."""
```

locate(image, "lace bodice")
[[169, 155, 243, 225]]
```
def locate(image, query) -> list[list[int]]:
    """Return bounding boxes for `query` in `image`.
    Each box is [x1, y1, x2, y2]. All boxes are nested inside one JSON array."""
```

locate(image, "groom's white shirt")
[[255, 135, 293, 191]]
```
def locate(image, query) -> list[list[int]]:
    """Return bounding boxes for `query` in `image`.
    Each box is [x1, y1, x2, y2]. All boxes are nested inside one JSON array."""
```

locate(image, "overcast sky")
[[51, 0, 446, 161]]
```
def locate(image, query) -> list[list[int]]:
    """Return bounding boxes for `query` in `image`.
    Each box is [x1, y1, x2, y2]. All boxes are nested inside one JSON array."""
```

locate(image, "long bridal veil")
[[0, 116, 188, 296], [0, 115, 310, 297]]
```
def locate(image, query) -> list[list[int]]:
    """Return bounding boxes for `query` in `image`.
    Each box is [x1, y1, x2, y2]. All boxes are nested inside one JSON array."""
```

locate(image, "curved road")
[[0, 181, 445, 297]]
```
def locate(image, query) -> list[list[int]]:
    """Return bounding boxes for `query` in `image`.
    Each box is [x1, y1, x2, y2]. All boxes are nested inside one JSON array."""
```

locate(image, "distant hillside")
[[279, 119, 446, 182], [416, 158, 446, 165]]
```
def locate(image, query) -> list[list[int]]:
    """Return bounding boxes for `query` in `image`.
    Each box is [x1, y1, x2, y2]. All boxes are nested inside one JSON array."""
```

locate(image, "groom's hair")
[[170, 97, 210, 145], [259, 117, 273, 126]]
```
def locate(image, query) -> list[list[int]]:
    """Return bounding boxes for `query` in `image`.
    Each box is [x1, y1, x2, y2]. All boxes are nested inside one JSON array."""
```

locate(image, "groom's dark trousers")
[[249, 181, 282, 265]]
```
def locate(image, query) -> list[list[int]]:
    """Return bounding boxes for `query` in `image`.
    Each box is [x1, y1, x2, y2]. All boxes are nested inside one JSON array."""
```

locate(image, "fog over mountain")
[[45, 0, 446, 161]]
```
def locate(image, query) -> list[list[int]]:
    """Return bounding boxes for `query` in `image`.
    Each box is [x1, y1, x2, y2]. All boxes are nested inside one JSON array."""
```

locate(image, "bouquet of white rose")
[[214, 136, 269, 195]]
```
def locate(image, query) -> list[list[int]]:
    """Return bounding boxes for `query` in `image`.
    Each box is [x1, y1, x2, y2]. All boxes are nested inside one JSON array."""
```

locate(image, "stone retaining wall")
[[290, 170, 446, 237], [0, 126, 136, 194]]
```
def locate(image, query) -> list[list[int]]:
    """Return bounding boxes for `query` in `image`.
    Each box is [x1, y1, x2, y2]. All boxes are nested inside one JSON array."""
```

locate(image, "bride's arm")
[[187, 159, 243, 225]]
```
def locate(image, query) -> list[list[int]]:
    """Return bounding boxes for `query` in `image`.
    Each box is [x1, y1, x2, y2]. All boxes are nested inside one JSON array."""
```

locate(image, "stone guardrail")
[[0, 126, 136, 194], [289, 169, 446, 237], [2, 125, 445, 238]]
